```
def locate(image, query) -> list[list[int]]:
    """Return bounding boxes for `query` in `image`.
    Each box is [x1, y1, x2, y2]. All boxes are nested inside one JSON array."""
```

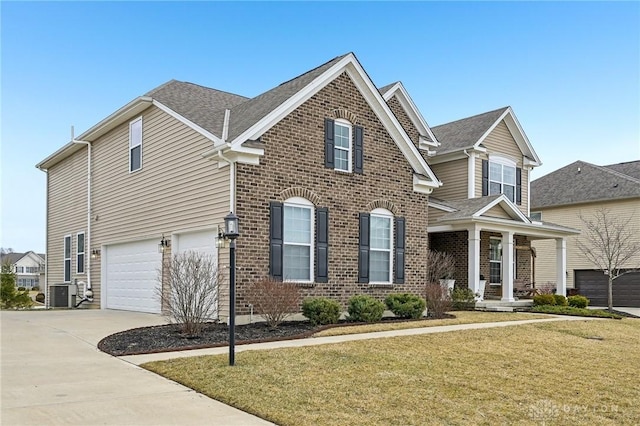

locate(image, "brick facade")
[[234, 72, 429, 315]]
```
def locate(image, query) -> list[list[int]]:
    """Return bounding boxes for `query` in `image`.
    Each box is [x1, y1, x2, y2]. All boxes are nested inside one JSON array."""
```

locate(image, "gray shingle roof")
[[437, 195, 503, 220], [431, 107, 509, 155], [1, 252, 23, 264], [530, 160, 640, 209], [226, 54, 348, 141], [147, 80, 249, 138], [378, 82, 397, 94]]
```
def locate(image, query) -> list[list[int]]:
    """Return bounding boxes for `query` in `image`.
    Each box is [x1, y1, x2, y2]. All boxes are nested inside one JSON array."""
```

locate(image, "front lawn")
[[143, 318, 640, 425]]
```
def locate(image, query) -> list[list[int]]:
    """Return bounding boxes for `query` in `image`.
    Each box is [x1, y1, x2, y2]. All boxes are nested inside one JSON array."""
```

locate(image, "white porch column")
[[556, 238, 567, 296], [468, 226, 481, 299], [501, 231, 515, 302]]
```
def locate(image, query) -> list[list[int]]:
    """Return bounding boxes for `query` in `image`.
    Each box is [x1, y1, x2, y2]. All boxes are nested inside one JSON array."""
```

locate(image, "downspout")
[[45, 172, 49, 309], [72, 130, 93, 300]]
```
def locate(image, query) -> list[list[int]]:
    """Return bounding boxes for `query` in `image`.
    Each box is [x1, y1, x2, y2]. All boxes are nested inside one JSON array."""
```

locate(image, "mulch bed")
[[98, 315, 456, 357]]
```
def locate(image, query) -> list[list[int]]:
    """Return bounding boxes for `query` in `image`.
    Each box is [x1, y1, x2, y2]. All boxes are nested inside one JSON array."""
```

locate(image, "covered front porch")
[[428, 195, 580, 302]]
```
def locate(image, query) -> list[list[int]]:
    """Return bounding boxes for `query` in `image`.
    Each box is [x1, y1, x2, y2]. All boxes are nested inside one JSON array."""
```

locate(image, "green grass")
[[143, 318, 640, 425], [531, 305, 623, 319]]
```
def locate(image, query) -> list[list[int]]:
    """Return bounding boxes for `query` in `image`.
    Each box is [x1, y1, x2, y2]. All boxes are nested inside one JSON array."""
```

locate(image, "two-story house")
[[0, 251, 45, 288], [36, 52, 578, 317], [425, 108, 579, 301], [36, 53, 441, 317]]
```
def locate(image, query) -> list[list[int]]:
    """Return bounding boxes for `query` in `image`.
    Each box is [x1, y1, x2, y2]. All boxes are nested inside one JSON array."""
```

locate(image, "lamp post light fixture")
[[223, 211, 240, 366], [159, 234, 171, 253]]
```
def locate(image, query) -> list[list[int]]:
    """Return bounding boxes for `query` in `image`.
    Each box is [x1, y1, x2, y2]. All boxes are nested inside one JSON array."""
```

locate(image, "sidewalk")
[[122, 315, 594, 365]]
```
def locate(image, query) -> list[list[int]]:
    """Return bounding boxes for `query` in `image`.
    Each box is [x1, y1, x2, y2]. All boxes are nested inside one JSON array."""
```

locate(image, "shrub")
[[450, 287, 476, 311], [531, 305, 620, 319], [347, 295, 385, 323], [533, 294, 556, 306], [157, 251, 219, 337], [553, 294, 568, 306], [424, 282, 451, 319], [568, 295, 589, 309], [385, 293, 426, 319], [35, 292, 45, 303], [302, 297, 341, 326], [1, 261, 32, 309], [17, 286, 26, 291], [247, 277, 300, 328], [32, 286, 40, 291]]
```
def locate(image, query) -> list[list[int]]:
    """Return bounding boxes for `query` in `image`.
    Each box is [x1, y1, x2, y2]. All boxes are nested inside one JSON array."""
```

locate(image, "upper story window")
[[530, 212, 542, 221], [64, 235, 71, 282], [482, 157, 522, 205], [15, 266, 24, 273], [77, 232, 85, 274], [324, 118, 363, 174], [129, 117, 142, 172], [359, 208, 406, 285], [25, 266, 39, 273]]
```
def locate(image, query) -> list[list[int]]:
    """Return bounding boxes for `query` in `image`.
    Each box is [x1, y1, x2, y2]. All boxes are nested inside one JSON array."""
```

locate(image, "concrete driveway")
[[1, 309, 273, 426]]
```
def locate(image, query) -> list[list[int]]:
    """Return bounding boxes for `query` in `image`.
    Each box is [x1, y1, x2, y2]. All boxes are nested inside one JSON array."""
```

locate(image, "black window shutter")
[[315, 207, 329, 283], [324, 118, 335, 168], [269, 202, 284, 281], [516, 167, 522, 205], [358, 213, 370, 283], [394, 217, 405, 284], [482, 159, 489, 196], [354, 125, 364, 174]]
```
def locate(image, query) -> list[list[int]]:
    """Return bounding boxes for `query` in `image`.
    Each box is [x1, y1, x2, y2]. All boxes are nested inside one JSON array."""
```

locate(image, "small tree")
[[1, 260, 32, 309], [247, 277, 300, 328], [158, 251, 219, 337], [576, 208, 640, 311]]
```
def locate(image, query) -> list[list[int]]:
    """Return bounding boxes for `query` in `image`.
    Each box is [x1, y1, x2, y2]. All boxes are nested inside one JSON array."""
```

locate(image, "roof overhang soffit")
[[212, 54, 441, 190], [429, 217, 580, 239]]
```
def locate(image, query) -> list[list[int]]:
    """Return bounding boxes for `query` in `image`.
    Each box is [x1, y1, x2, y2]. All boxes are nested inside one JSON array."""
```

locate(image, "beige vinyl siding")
[[427, 206, 449, 224], [431, 158, 468, 201], [47, 149, 88, 288], [483, 205, 512, 219], [475, 121, 529, 215], [532, 198, 640, 289]]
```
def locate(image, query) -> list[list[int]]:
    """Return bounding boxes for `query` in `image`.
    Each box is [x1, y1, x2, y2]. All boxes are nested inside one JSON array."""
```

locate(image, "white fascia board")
[[382, 83, 440, 147], [419, 136, 439, 149], [153, 100, 223, 145], [431, 216, 579, 238], [428, 146, 487, 165], [474, 195, 531, 223], [427, 201, 457, 213], [202, 142, 263, 167], [413, 175, 436, 194]]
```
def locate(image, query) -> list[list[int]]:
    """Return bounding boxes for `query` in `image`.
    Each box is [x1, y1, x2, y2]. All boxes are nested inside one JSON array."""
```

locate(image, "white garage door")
[[105, 239, 162, 313], [174, 230, 218, 319]]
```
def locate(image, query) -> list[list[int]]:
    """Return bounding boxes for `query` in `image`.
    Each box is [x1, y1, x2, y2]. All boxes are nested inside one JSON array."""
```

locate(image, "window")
[[129, 117, 142, 172], [530, 212, 542, 221], [26, 266, 39, 273], [324, 118, 363, 174], [369, 210, 393, 283], [64, 235, 71, 282], [489, 161, 516, 202], [283, 198, 314, 282], [15, 266, 24, 273], [482, 158, 521, 204], [77, 232, 85, 274], [359, 209, 405, 284], [489, 238, 501, 284], [333, 120, 352, 172]]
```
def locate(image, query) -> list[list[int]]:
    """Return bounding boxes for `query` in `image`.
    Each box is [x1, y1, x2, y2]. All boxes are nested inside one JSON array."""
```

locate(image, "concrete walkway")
[[1, 310, 273, 426]]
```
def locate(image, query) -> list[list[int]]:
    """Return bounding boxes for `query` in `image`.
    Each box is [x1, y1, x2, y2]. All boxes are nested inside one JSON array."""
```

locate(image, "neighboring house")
[[425, 108, 579, 300], [36, 52, 578, 318], [0, 251, 45, 289], [531, 160, 640, 307], [36, 53, 441, 317]]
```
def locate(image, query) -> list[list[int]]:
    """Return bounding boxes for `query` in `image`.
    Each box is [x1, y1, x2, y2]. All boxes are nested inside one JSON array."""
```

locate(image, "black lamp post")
[[224, 212, 239, 366]]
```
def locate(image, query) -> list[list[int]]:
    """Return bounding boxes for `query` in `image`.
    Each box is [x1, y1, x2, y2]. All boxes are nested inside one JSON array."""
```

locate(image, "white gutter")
[[72, 131, 93, 296], [44, 172, 49, 309]]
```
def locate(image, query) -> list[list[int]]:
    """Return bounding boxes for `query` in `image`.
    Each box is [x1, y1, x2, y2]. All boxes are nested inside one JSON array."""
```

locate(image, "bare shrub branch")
[[424, 282, 451, 319], [247, 277, 300, 328], [425, 250, 456, 285], [158, 251, 219, 337], [576, 208, 640, 310]]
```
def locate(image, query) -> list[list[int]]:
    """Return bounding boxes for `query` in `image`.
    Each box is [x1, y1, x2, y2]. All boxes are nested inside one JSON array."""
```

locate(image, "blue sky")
[[1, 1, 638, 253]]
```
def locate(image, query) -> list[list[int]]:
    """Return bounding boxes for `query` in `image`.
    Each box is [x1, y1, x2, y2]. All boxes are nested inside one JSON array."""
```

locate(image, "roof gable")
[[380, 82, 440, 148], [432, 107, 541, 166], [531, 160, 640, 209], [429, 194, 530, 223]]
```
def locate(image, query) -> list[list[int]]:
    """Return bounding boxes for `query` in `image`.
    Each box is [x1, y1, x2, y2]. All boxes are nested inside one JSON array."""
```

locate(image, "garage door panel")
[[576, 270, 640, 308], [105, 239, 162, 313]]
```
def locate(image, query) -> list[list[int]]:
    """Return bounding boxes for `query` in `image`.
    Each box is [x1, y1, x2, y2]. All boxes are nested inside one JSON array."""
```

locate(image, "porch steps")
[[474, 299, 533, 313], [479, 306, 515, 312]]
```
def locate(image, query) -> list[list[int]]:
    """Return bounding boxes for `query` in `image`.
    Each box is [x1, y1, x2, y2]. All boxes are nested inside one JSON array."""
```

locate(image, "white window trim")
[[283, 197, 314, 283], [63, 234, 72, 283], [488, 156, 516, 202], [76, 232, 85, 274], [334, 119, 352, 173], [489, 237, 501, 285], [369, 208, 394, 284], [129, 117, 143, 173]]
